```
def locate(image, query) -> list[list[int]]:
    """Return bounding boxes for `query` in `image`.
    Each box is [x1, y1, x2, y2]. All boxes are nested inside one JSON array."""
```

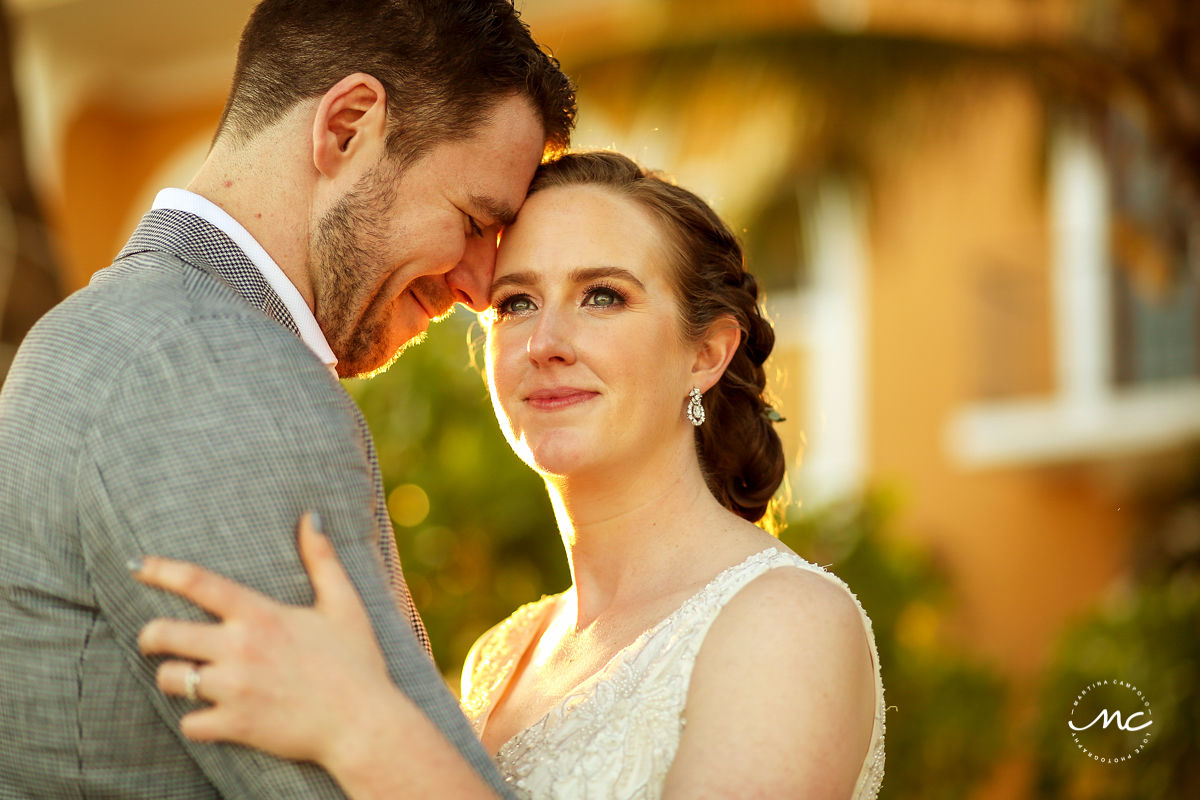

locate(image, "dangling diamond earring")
[[686, 387, 706, 427]]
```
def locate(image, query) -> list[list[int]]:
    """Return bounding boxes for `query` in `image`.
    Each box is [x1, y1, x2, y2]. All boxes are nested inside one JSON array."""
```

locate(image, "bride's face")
[[483, 184, 699, 480]]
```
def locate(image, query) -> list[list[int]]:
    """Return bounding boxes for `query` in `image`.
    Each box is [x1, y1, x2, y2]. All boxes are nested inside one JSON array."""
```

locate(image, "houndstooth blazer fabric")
[[0, 210, 512, 799]]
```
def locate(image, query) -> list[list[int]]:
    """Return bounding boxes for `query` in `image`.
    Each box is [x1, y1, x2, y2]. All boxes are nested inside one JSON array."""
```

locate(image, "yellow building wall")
[[868, 72, 1132, 680], [52, 99, 224, 291]]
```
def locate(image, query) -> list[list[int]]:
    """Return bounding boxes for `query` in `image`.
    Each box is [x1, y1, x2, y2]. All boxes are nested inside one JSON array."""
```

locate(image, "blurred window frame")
[[947, 120, 1200, 468]]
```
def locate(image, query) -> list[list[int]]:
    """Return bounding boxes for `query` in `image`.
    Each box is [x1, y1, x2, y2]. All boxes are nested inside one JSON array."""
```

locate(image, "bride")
[[134, 151, 886, 798]]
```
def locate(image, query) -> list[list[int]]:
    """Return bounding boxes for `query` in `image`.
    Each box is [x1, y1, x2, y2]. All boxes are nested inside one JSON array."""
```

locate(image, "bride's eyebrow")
[[490, 271, 538, 295], [489, 266, 646, 297], [569, 266, 645, 290]]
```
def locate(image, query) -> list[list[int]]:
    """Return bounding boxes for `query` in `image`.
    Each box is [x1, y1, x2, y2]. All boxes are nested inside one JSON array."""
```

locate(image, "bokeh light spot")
[[388, 483, 430, 528]]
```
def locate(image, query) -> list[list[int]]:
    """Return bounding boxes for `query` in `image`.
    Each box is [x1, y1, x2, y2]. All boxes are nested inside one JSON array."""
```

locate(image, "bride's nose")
[[527, 308, 576, 366]]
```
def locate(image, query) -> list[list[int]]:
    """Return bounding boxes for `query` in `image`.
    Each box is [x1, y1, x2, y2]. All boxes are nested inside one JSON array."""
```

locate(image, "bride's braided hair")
[[527, 151, 785, 525]]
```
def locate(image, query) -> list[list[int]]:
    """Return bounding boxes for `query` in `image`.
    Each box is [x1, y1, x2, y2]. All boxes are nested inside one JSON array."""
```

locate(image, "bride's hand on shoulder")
[[133, 512, 393, 767]]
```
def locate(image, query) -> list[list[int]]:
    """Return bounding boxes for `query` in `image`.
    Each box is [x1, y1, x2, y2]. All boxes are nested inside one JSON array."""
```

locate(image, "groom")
[[0, 1, 573, 797]]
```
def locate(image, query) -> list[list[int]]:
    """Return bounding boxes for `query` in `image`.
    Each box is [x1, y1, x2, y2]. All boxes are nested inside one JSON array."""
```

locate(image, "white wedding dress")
[[461, 548, 886, 799]]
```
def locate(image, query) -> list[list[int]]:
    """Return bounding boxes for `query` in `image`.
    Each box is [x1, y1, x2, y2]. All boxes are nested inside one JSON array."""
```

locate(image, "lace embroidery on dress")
[[460, 548, 886, 799]]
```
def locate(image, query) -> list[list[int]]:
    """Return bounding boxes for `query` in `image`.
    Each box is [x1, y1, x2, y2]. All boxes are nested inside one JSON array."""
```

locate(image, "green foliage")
[[781, 493, 1009, 800], [344, 311, 567, 683], [1029, 571, 1200, 799]]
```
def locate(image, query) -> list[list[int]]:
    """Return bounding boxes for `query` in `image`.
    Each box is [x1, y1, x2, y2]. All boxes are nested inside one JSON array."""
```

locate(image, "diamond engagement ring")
[[184, 664, 202, 703]]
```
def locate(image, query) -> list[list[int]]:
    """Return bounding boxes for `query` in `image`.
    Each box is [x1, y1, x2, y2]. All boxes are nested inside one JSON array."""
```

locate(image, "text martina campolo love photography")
[[1067, 680, 1154, 764]]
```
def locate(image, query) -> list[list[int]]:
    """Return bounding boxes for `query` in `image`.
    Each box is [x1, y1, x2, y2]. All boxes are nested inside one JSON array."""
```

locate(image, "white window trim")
[[768, 180, 869, 501], [946, 123, 1200, 468]]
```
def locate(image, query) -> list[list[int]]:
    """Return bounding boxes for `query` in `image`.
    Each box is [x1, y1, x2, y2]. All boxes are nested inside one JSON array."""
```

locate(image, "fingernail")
[[309, 512, 323, 533], [126, 557, 144, 573]]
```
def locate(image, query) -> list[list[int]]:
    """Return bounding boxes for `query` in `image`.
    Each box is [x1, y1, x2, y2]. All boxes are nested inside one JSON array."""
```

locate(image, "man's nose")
[[446, 234, 497, 311]]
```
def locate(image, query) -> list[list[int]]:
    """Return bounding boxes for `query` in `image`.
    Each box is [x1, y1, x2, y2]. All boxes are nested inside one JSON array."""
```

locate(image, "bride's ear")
[[690, 315, 741, 392]]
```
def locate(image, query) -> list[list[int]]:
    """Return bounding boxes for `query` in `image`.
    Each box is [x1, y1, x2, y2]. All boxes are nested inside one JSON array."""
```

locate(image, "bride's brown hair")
[[525, 151, 786, 527]]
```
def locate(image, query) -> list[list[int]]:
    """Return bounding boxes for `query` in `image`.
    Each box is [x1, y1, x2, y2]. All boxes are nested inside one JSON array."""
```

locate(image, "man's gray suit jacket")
[[0, 210, 510, 798]]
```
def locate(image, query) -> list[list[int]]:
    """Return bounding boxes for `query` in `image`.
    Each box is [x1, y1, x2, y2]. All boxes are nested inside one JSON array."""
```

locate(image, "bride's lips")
[[525, 388, 598, 411]]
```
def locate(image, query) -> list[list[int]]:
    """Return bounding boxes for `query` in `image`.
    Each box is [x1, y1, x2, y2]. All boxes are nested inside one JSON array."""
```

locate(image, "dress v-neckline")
[[480, 547, 784, 758]]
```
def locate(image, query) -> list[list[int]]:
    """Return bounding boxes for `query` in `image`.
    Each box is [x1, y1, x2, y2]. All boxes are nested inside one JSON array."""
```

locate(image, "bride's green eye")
[[499, 295, 536, 315], [584, 286, 624, 308]]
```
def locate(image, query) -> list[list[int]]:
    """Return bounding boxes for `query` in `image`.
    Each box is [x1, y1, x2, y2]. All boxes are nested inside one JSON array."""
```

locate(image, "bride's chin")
[[516, 438, 597, 480], [522, 453, 584, 480]]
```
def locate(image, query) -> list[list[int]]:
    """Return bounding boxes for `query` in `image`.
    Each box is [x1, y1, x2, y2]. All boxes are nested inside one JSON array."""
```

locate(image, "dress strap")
[[460, 594, 560, 734]]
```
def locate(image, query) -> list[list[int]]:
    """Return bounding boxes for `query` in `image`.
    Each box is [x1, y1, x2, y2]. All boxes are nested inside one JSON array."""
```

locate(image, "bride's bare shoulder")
[[694, 553, 876, 741], [727, 557, 866, 644], [665, 558, 877, 796]]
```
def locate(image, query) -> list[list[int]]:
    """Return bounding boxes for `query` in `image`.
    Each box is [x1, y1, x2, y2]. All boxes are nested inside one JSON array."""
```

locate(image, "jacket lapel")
[[116, 208, 300, 337]]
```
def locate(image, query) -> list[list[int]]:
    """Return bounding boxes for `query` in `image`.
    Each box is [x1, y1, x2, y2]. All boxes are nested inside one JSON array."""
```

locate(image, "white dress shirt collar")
[[152, 188, 338, 371]]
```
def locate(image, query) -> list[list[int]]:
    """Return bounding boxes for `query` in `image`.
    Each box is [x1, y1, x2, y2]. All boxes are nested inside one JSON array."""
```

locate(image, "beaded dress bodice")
[[460, 548, 886, 799]]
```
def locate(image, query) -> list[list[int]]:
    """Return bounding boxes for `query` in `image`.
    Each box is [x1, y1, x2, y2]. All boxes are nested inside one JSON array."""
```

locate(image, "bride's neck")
[[543, 447, 725, 628]]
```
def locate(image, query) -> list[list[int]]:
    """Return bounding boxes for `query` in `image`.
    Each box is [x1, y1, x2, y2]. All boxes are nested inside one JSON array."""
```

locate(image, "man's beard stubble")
[[310, 162, 402, 378]]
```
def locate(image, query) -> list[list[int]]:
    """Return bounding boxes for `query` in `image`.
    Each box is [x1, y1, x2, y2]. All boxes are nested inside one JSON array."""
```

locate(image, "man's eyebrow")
[[470, 193, 518, 227]]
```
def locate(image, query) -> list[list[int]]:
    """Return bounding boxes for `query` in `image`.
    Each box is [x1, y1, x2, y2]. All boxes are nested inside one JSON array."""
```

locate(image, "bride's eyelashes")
[[492, 292, 537, 319], [581, 282, 626, 310], [488, 282, 630, 321]]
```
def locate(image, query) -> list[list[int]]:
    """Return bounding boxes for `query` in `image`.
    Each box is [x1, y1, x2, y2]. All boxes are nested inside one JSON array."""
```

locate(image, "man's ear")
[[691, 315, 742, 392], [312, 72, 388, 180]]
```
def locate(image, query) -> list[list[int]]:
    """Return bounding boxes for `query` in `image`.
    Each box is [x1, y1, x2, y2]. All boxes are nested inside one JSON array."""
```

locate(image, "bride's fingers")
[[155, 659, 210, 700], [179, 706, 246, 744], [132, 556, 269, 620], [139, 617, 227, 662], [156, 663, 256, 743], [297, 512, 362, 620]]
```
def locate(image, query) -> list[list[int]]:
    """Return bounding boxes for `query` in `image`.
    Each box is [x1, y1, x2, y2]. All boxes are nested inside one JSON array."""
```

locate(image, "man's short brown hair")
[[217, 0, 576, 164]]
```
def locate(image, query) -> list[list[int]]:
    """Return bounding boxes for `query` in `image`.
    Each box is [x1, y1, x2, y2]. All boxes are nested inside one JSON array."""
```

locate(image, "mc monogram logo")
[[1067, 680, 1154, 763]]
